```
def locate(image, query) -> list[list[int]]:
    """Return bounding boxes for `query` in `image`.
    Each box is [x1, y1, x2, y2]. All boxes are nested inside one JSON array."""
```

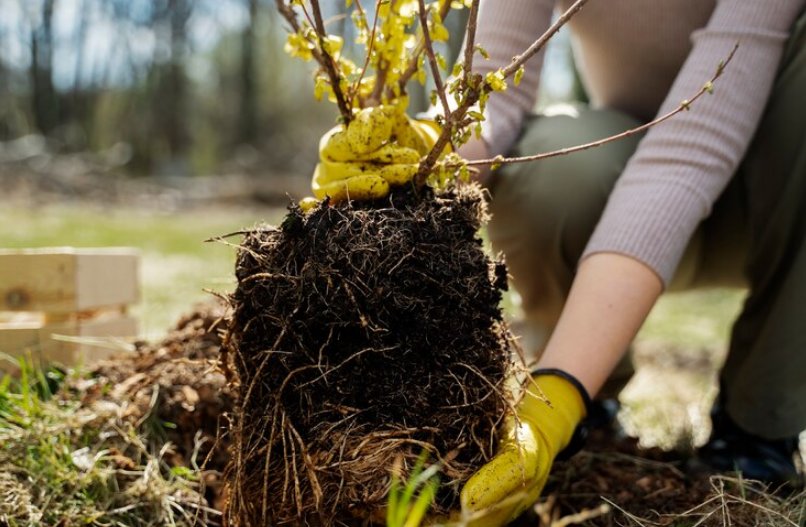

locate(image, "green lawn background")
[[1, 204, 744, 345]]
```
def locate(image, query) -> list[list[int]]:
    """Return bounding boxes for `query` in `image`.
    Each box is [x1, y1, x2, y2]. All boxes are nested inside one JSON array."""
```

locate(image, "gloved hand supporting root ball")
[[459, 370, 591, 527], [307, 104, 444, 207]]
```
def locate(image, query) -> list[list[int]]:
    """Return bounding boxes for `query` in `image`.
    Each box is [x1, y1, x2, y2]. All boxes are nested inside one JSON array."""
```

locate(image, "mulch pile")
[[65, 301, 233, 510], [53, 300, 801, 526], [223, 185, 516, 526], [530, 428, 804, 526]]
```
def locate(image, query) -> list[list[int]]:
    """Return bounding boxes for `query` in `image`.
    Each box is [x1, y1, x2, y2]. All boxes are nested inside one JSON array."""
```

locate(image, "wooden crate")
[[0, 248, 139, 371]]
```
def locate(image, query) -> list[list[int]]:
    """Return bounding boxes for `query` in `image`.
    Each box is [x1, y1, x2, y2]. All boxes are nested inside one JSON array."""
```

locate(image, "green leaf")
[[514, 65, 525, 86], [436, 52, 447, 71], [386, 451, 441, 527], [387, 469, 401, 527], [474, 44, 490, 60], [459, 164, 471, 182], [403, 478, 438, 527]]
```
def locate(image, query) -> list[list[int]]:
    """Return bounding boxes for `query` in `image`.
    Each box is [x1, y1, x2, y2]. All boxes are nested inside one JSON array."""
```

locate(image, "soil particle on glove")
[[223, 184, 516, 526]]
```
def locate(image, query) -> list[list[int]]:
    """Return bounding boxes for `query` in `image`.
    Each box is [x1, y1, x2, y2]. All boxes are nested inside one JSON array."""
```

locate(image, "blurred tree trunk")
[[238, 0, 259, 145], [71, 0, 89, 98], [67, 0, 91, 147], [0, 21, 9, 139], [151, 0, 192, 174], [30, 0, 59, 135], [166, 0, 190, 158]]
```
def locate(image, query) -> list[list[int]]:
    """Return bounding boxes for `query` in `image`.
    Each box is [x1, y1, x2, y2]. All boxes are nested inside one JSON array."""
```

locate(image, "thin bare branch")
[[309, 0, 352, 121], [462, 44, 739, 169], [296, 1, 317, 29], [417, 0, 450, 117], [461, 0, 480, 79], [275, 1, 352, 121], [369, 66, 388, 105], [352, 0, 367, 19], [414, 92, 474, 184], [350, 0, 382, 106], [414, 0, 589, 184], [395, 0, 453, 94], [501, 0, 588, 79]]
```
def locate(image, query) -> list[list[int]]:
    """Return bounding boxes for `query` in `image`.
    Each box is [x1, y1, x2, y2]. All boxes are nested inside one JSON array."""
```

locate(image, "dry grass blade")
[[0, 314, 229, 527]]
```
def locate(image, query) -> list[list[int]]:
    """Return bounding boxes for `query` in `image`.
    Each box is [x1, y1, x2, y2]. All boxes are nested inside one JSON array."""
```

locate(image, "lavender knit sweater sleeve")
[[472, 0, 804, 286], [584, 0, 804, 284], [473, 0, 554, 157]]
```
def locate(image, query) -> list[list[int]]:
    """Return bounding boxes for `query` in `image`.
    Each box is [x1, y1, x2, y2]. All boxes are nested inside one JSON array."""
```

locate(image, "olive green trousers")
[[488, 12, 806, 439]]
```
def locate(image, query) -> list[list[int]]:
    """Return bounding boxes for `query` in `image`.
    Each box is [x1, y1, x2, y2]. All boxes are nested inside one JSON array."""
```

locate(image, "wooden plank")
[[0, 248, 139, 313], [0, 315, 137, 371], [76, 251, 139, 312]]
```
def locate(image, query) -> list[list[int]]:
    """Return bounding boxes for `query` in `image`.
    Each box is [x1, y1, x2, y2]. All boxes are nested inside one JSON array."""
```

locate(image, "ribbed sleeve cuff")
[[582, 176, 710, 287]]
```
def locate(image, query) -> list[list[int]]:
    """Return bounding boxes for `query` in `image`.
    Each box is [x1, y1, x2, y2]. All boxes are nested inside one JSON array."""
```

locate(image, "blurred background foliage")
[[0, 0, 580, 181], [0, 0, 589, 337], [1, 0, 340, 178]]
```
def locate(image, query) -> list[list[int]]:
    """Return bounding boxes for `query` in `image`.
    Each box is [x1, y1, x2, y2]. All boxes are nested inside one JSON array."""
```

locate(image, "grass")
[[1, 203, 746, 345], [387, 453, 441, 527], [0, 356, 215, 526], [0, 204, 284, 338], [3, 202, 800, 527], [639, 288, 745, 350]]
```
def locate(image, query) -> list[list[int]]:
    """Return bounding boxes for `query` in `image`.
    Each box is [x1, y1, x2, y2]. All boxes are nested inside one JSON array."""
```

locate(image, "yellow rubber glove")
[[306, 105, 443, 207], [459, 371, 589, 527]]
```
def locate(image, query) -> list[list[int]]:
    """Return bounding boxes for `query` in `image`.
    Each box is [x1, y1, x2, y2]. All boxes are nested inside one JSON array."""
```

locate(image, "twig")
[[276, 1, 352, 121], [309, 0, 352, 121], [350, 0, 382, 106], [461, 43, 738, 169], [368, 0, 396, 105], [417, 0, 451, 117], [501, 0, 588, 80], [296, 1, 317, 29], [369, 59, 389, 105], [394, 0, 453, 94], [461, 0, 480, 80], [413, 0, 482, 185], [352, 0, 367, 20], [414, 0, 587, 184]]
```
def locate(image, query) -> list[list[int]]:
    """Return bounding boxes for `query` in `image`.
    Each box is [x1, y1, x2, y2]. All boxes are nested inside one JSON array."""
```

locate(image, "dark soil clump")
[[223, 184, 515, 525]]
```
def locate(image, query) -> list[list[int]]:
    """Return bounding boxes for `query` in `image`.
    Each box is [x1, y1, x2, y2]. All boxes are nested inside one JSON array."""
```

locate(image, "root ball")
[[224, 185, 514, 525]]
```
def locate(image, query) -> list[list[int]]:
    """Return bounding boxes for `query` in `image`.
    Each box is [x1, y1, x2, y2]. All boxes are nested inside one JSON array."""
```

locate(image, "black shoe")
[[586, 398, 621, 430], [695, 405, 802, 488]]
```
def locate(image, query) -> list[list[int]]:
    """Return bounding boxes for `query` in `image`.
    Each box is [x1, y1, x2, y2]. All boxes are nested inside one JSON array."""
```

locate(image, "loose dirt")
[[53, 302, 801, 527], [66, 301, 233, 510]]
